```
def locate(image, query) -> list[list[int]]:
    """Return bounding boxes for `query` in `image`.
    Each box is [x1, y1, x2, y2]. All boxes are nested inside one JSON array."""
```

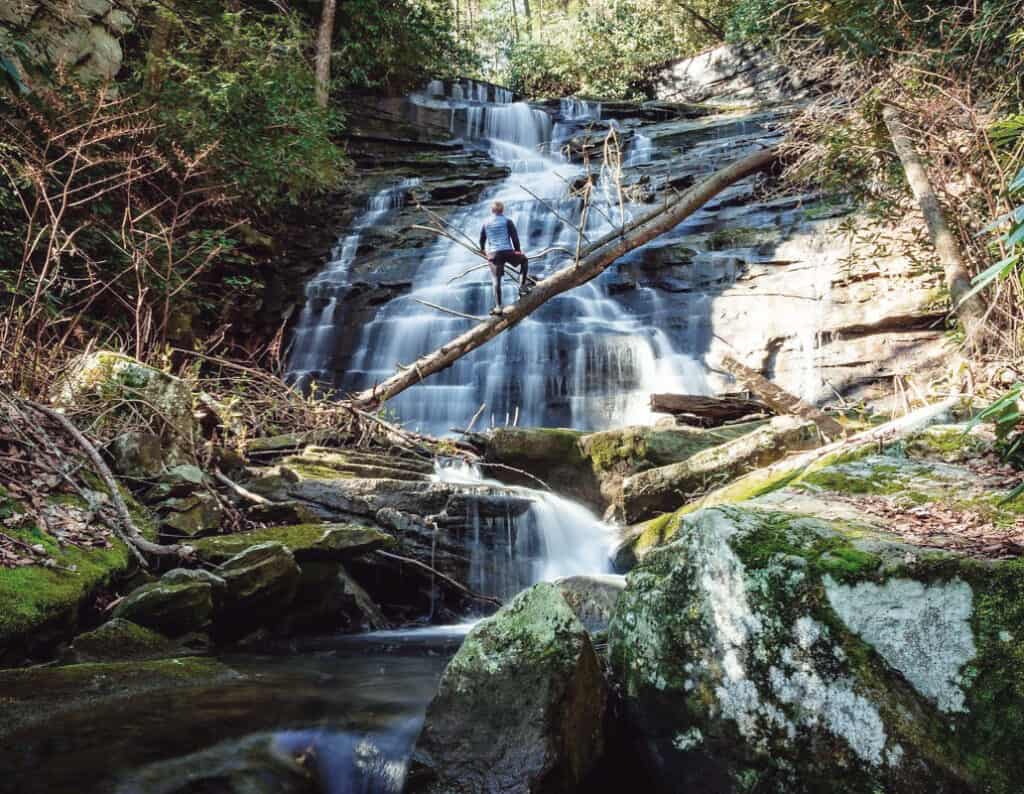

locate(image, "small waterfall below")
[[435, 459, 613, 602], [288, 91, 708, 434]]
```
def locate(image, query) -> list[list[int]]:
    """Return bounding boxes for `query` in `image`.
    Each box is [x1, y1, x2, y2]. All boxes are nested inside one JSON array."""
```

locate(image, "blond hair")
[[491, 200, 504, 214]]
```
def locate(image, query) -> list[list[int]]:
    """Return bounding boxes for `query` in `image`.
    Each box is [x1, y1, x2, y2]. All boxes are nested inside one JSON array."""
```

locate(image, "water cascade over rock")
[[286, 89, 707, 434]]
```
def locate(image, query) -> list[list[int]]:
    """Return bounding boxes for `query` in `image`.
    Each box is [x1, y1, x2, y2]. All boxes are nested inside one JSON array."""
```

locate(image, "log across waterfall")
[[287, 95, 713, 435], [350, 146, 779, 411]]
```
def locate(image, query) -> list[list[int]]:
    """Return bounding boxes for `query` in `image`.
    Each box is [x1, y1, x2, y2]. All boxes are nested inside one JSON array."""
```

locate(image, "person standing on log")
[[479, 200, 530, 316]]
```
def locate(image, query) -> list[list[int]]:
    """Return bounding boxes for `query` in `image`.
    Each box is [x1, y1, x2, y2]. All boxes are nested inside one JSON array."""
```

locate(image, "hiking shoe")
[[490, 306, 503, 316], [518, 285, 532, 297]]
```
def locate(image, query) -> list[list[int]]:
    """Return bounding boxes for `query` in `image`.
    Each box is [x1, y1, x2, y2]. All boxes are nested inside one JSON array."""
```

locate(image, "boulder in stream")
[[407, 581, 607, 794], [113, 575, 215, 637], [609, 498, 1024, 793], [215, 542, 301, 635]]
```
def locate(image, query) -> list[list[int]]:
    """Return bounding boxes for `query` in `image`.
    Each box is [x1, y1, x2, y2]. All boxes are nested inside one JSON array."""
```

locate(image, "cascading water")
[[301, 92, 707, 435], [288, 178, 421, 389]]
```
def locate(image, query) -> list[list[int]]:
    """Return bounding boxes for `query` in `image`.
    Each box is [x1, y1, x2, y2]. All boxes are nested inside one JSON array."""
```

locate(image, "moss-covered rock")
[[0, 485, 158, 665], [192, 522, 393, 564], [158, 492, 224, 539], [215, 542, 300, 636], [609, 504, 1024, 793], [67, 618, 179, 662], [407, 582, 607, 794], [113, 577, 214, 637]]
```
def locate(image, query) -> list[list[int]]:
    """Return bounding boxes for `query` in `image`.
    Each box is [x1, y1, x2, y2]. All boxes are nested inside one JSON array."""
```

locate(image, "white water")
[[435, 458, 614, 601], [295, 92, 708, 434]]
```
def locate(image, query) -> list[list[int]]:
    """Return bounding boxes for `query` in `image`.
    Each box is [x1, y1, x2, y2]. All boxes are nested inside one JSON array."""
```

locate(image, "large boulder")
[[609, 503, 1024, 793], [407, 582, 608, 794], [113, 576, 214, 637], [54, 351, 199, 475]]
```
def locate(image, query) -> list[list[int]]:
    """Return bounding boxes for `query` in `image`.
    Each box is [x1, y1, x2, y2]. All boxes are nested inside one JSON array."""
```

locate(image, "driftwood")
[[650, 392, 772, 426], [882, 105, 985, 352], [350, 146, 779, 409], [716, 355, 844, 439]]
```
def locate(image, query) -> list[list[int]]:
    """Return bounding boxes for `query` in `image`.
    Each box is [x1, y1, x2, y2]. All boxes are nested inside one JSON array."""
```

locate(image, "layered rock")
[[407, 582, 607, 794]]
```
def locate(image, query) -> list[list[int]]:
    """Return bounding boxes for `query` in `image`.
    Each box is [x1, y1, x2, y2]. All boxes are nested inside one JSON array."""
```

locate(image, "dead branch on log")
[[716, 355, 845, 439], [375, 549, 503, 607], [23, 400, 194, 566], [350, 146, 779, 409]]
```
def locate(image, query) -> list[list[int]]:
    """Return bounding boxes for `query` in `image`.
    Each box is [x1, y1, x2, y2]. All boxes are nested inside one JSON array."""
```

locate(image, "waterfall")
[[303, 95, 707, 435], [435, 459, 613, 602], [287, 178, 420, 389]]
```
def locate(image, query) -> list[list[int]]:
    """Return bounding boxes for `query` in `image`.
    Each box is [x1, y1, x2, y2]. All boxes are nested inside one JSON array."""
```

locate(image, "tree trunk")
[[144, 6, 174, 95], [315, 0, 337, 109], [350, 146, 778, 409], [716, 355, 845, 439], [882, 104, 986, 352], [679, 3, 725, 40]]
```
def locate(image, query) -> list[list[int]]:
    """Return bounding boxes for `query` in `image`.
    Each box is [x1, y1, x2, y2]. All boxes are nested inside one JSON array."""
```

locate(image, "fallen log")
[[882, 105, 985, 352], [650, 392, 772, 426], [716, 355, 844, 440], [350, 146, 779, 409]]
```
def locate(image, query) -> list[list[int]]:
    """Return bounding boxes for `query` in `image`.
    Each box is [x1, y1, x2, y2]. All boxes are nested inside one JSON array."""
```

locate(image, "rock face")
[[407, 582, 608, 794], [0, 0, 139, 85], [609, 473, 1024, 792]]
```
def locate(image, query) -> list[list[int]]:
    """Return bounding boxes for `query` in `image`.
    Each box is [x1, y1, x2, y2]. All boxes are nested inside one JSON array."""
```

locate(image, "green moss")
[[726, 508, 883, 583], [0, 488, 156, 660], [958, 559, 1024, 793], [705, 226, 771, 250], [191, 521, 392, 563], [582, 427, 650, 474]]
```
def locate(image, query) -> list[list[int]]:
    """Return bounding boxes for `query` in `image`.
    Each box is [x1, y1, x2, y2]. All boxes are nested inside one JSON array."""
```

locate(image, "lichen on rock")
[[608, 503, 1024, 793]]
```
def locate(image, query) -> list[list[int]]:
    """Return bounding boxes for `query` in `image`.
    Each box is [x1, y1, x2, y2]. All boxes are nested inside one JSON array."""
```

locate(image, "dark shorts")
[[488, 250, 528, 277]]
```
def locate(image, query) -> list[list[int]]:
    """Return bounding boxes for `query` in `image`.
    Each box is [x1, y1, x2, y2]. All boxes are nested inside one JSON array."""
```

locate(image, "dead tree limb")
[[351, 146, 779, 409], [882, 105, 986, 352], [717, 355, 844, 439], [25, 400, 194, 566], [375, 549, 503, 607], [650, 392, 772, 426]]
